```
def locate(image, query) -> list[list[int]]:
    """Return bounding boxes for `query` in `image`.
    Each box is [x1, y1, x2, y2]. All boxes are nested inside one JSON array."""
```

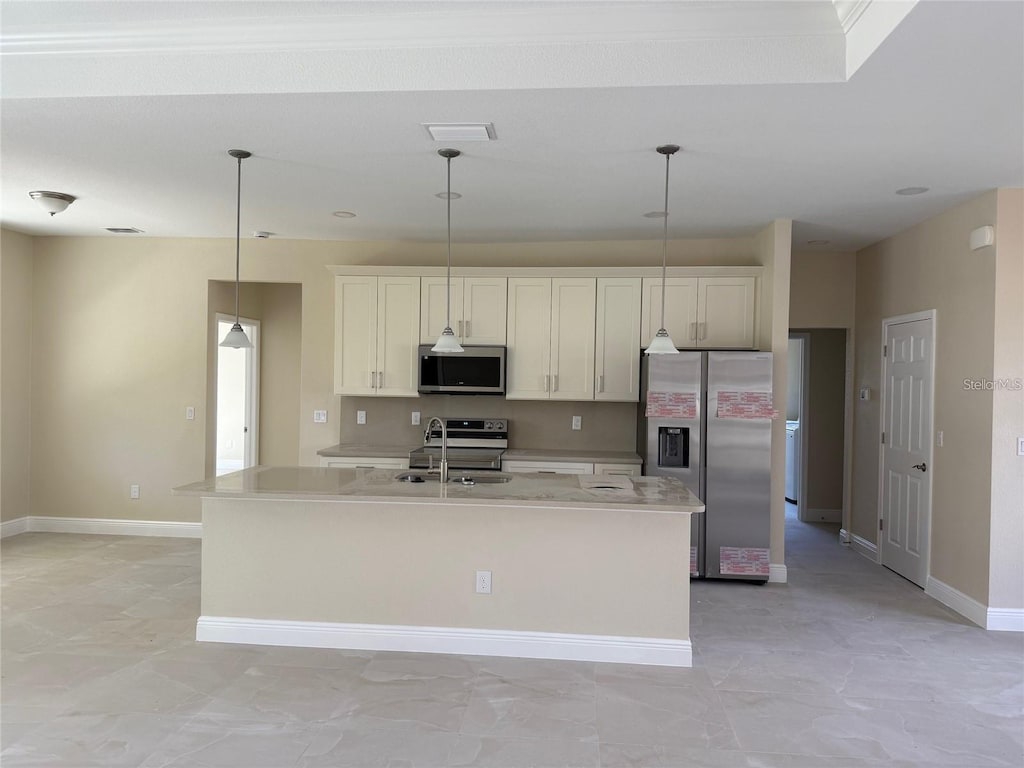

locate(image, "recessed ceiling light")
[[807, 239, 830, 246], [896, 187, 929, 195], [332, 211, 356, 218], [105, 227, 143, 234], [643, 211, 667, 218], [435, 191, 462, 200], [423, 123, 496, 142]]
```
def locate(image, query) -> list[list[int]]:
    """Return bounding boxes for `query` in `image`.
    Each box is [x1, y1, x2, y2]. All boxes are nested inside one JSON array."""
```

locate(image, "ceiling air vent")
[[105, 227, 144, 234], [422, 123, 496, 142]]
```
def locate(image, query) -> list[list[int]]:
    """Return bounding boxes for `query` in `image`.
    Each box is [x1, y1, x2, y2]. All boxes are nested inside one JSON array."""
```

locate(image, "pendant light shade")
[[645, 144, 680, 355], [431, 148, 464, 354], [220, 149, 253, 349]]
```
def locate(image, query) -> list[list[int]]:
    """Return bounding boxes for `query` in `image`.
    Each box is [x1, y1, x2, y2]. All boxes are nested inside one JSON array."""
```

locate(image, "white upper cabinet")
[[506, 277, 596, 400], [696, 276, 756, 349], [641, 277, 699, 348], [335, 275, 420, 396], [641, 276, 756, 349], [420, 276, 507, 345], [595, 277, 642, 401]]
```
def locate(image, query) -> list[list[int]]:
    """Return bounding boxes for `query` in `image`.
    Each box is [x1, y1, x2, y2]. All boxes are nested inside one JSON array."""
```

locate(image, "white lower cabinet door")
[[319, 457, 409, 469], [502, 460, 594, 474], [506, 278, 553, 399]]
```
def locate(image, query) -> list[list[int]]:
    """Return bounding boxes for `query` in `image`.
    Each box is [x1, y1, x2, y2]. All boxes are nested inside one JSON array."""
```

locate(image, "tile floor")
[[1, 509, 1021, 767]]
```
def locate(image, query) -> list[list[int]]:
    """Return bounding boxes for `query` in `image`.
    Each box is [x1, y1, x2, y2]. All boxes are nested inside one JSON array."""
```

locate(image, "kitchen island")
[[174, 467, 704, 667]]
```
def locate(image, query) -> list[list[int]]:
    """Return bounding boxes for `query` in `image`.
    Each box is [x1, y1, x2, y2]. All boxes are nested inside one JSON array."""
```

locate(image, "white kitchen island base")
[[178, 468, 702, 667]]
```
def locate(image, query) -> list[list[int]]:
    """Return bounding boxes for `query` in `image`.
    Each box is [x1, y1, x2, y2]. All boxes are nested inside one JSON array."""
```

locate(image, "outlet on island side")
[[475, 570, 492, 595]]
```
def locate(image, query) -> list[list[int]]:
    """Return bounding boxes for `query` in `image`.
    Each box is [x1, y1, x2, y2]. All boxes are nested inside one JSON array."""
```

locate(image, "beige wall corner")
[[1, 229, 34, 522], [988, 188, 1024, 612], [789, 251, 857, 328], [756, 219, 793, 567], [853, 191, 999, 605]]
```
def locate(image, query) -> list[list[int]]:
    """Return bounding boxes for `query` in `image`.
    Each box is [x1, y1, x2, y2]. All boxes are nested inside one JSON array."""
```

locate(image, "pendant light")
[[645, 144, 681, 355], [220, 149, 253, 349], [431, 148, 464, 354]]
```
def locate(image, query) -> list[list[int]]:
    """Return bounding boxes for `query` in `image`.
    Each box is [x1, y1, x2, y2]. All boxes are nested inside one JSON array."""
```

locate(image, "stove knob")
[[485, 421, 493, 430], [495, 421, 505, 431]]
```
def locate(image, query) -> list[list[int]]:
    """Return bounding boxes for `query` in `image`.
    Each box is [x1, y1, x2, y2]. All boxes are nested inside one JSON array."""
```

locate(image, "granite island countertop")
[[175, 466, 702, 515]]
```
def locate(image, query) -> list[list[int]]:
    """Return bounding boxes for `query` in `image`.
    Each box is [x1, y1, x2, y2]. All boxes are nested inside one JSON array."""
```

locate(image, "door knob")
[[912, 462, 927, 472]]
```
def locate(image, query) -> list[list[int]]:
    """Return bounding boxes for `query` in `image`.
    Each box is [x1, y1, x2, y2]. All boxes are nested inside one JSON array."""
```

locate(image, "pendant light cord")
[[446, 154, 452, 331], [660, 150, 670, 332], [234, 154, 242, 324]]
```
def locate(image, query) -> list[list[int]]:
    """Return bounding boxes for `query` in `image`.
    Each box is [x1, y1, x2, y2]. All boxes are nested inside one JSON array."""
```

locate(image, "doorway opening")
[[215, 314, 260, 476]]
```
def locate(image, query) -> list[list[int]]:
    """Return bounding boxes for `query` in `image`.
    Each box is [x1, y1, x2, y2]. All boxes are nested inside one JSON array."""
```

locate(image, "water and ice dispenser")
[[658, 426, 690, 468]]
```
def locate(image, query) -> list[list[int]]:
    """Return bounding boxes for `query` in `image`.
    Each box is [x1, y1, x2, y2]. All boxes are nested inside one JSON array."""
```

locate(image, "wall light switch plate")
[[859, 387, 871, 401], [185, 406, 195, 420], [571, 415, 582, 431], [412, 411, 421, 426], [313, 410, 328, 423], [129, 484, 140, 500], [1017, 437, 1024, 457], [936, 431, 943, 448], [357, 410, 366, 425]]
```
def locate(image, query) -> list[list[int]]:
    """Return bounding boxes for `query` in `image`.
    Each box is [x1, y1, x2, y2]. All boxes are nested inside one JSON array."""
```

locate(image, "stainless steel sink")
[[393, 472, 512, 485]]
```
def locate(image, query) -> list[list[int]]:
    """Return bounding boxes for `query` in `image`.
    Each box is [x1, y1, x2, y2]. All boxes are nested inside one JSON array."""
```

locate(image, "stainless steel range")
[[409, 418, 508, 471]]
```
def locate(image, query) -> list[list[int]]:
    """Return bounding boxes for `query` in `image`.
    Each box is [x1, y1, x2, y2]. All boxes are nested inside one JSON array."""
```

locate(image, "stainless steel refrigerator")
[[639, 351, 773, 581]]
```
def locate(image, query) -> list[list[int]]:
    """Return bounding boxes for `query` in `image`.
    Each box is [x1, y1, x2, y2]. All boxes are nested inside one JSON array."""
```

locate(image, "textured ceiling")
[[1, 1, 1021, 251]]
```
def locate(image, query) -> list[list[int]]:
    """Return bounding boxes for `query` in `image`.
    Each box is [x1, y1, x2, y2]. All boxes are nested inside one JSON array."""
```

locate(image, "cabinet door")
[[334, 276, 378, 395], [697, 277, 756, 349], [595, 277, 642, 402], [506, 278, 552, 399], [462, 277, 507, 344], [320, 457, 409, 469], [641, 278, 699, 349], [376, 277, 421, 396], [419, 277, 464, 345], [593, 462, 642, 477], [502, 460, 593, 474], [550, 278, 596, 401]]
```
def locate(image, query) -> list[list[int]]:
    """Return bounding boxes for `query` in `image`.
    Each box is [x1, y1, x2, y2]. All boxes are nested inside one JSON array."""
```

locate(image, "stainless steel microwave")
[[417, 345, 506, 395]]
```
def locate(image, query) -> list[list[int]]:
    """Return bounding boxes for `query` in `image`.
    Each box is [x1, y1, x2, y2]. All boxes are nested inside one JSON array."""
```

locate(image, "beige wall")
[[853, 191, 999, 604], [256, 283, 302, 466], [22, 233, 762, 525], [789, 251, 857, 328], [988, 189, 1024, 611], [1, 230, 34, 522], [797, 328, 847, 513], [755, 219, 793, 570]]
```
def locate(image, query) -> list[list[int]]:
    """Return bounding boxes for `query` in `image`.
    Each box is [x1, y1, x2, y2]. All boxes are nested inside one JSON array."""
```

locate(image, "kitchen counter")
[[174, 466, 698, 514], [316, 443, 412, 458], [501, 448, 642, 465], [179, 465, 700, 667]]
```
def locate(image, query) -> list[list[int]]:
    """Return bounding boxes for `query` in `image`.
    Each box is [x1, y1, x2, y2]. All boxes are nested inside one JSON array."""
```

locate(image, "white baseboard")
[[839, 528, 851, 545], [926, 576, 988, 628], [196, 616, 693, 667], [1, 517, 30, 539], [849, 532, 879, 562], [1, 516, 201, 539], [768, 563, 787, 583], [806, 508, 842, 524], [986, 608, 1024, 632]]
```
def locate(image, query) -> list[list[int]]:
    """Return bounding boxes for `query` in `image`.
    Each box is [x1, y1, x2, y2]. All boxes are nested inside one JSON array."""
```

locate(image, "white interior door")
[[216, 315, 260, 476], [879, 314, 934, 586]]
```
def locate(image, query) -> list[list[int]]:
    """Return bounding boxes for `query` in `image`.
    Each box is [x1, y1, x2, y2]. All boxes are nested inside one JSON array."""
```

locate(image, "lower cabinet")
[[319, 457, 409, 470], [502, 460, 593, 475]]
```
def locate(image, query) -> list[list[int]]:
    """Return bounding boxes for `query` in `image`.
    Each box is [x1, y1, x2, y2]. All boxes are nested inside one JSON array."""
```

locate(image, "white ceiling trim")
[[841, 0, 918, 77]]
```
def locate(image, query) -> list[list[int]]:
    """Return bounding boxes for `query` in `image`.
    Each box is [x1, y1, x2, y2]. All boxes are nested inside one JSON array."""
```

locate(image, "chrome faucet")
[[425, 416, 449, 483]]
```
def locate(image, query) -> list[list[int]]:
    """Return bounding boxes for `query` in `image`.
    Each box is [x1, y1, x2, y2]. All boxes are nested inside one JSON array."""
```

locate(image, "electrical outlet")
[[412, 411, 421, 426], [313, 410, 328, 423], [475, 570, 492, 595], [356, 410, 366, 425], [571, 415, 582, 431], [129, 484, 140, 500], [185, 406, 195, 420], [936, 431, 943, 448]]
